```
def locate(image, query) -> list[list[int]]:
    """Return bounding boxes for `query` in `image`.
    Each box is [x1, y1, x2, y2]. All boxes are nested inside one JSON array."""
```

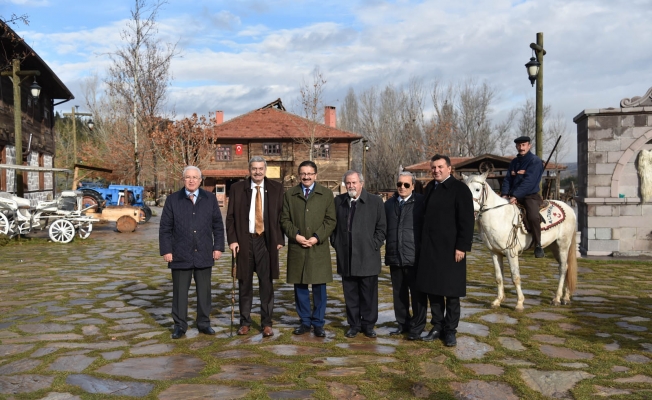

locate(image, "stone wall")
[[574, 88, 652, 256]]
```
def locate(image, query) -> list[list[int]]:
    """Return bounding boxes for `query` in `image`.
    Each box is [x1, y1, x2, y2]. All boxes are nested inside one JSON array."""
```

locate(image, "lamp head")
[[525, 56, 540, 87], [29, 78, 41, 99]]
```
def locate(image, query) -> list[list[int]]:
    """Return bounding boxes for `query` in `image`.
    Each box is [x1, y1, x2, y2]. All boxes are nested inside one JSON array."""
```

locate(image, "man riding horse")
[[501, 136, 545, 258]]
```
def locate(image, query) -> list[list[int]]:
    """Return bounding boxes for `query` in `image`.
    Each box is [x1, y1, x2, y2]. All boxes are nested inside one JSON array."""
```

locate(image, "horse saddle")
[[516, 201, 566, 233]]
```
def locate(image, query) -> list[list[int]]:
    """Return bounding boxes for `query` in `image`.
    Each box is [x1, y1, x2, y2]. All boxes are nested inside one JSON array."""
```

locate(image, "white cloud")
[[21, 0, 651, 162]]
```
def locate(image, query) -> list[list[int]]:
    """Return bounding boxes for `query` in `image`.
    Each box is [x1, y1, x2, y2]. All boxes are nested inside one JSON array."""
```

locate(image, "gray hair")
[[342, 170, 364, 183], [398, 171, 415, 184], [249, 156, 267, 168], [182, 166, 202, 179]]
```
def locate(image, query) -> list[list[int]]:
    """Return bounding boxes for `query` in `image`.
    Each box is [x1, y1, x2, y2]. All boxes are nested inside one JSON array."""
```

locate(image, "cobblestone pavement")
[[1, 208, 651, 399]]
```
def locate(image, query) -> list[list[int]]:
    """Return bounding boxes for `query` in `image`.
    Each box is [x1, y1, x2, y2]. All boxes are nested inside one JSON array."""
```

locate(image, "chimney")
[[215, 110, 224, 124], [324, 106, 336, 128]]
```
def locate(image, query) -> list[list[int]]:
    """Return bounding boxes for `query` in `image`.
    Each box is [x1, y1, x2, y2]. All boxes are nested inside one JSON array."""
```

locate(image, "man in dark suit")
[[331, 170, 387, 339], [384, 171, 425, 340], [159, 166, 224, 339], [226, 156, 284, 337], [415, 155, 474, 347]]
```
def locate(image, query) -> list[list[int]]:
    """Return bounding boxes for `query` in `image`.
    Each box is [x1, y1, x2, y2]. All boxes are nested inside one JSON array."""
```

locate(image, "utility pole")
[[1, 59, 41, 197], [532, 32, 546, 159], [63, 106, 93, 165]]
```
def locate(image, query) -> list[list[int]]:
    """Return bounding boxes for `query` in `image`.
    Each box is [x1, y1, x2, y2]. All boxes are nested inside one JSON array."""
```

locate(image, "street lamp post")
[[63, 106, 94, 165], [0, 59, 41, 197], [361, 139, 369, 179], [525, 32, 546, 159]]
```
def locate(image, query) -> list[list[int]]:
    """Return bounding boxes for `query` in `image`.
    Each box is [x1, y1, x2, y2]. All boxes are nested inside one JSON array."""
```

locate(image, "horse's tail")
[[566, 232, 578, 294]]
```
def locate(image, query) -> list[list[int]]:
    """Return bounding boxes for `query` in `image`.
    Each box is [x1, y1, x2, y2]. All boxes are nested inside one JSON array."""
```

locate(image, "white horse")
[[463, 172, 577, 311]]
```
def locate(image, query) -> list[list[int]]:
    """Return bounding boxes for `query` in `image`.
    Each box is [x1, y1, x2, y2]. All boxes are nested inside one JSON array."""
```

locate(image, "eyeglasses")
[[184, 176, 201, 181], [300, 173, 316, 177], [396, 182, 411, 189]]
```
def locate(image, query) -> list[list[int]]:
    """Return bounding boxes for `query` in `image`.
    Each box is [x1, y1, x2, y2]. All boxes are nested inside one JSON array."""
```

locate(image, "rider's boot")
[[534, 244, 545, 258]]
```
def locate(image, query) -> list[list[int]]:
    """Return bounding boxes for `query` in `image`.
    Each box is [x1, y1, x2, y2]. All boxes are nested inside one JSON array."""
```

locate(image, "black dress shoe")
[[363, 329, 377, 338], [345, 328, 359, 338], [389, 327, 408, 336], [171, 326, 185, 339], [421, 327, 440, 342], [313, 326, 326, 337], [407, 333, 420, 341], [293, 325, 311, 335], [198, 326, 215, 335], [444, 331, 457, 347], [534, 245, 545, 258]]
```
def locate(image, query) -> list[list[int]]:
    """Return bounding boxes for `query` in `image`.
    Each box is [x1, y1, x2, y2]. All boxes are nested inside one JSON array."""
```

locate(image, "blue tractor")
[[79, 184, 152, 224]]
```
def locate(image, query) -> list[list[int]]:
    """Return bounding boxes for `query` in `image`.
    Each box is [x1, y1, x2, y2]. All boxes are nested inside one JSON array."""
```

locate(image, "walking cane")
[[230, 252, 237, 337]]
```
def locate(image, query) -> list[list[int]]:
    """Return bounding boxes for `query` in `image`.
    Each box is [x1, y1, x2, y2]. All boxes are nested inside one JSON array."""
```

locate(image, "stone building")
[[0, 22, 74, 203], [574, 86, 652, 256]]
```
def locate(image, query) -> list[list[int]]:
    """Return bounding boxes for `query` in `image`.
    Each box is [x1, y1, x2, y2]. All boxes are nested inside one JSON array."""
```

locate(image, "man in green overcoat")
[[280, 160, 336, 338]]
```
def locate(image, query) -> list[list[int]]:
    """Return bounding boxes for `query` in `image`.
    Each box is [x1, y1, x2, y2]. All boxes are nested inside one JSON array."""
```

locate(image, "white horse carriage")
[[463, 172, 577, 311], [0, 190, 99, 243]]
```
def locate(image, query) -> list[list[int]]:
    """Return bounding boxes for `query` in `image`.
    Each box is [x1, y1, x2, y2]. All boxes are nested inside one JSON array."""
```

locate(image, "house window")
[[313, 143, 330, 159], [263, 143, 281, 156], [215, 145, 231, 161]]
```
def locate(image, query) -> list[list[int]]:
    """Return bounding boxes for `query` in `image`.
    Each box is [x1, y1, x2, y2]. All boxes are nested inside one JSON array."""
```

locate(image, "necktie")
[[399, 199, 405, 210], [305, 187, 310, 198], [434, 182, 439, 190], [189, 193, 195, 203], [255, 185, 264, 235], [347, 200, 357, 232]]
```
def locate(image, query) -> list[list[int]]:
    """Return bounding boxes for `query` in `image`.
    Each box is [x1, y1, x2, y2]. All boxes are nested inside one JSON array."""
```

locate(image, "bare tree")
[[429, 79, 458, 157], [295, 66, 327, 161], [105, 0, 177, 186], [543, 111, 570, 166], [514, 97, 551, 153], [338, 87, 364, 171]]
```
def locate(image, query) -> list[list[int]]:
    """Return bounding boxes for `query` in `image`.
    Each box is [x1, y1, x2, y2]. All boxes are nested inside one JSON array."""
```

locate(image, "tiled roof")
[[203, 169, 249, 178], [212, 108, 362, 140]]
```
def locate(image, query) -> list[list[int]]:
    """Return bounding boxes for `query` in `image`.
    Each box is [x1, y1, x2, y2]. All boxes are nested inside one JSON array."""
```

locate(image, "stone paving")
[[0, 208, 652, 399]]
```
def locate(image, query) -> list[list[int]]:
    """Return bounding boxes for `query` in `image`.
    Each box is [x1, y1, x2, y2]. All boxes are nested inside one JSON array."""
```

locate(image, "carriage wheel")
[[49, 219, 75, 243], [0, 213, 10, 236], [78, 222, 93, 239]]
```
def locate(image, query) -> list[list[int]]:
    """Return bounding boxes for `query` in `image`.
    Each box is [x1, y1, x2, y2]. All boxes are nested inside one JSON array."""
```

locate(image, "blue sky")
[[3, 0, 652, 161]]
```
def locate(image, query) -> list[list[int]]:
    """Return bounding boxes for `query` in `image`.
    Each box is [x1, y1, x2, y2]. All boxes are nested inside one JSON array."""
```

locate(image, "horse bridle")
[[472, 180, 512, 218]]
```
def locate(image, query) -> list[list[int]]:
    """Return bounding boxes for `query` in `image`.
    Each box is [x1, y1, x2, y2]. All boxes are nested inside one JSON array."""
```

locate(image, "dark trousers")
[[239, 235, 274, 327], [389, 265, 425, 333], [520, 193, 543, 246], [412, 293, 460, 334], [294, 283, 327, 328], [171, 267, 212, 331], [342, 275, 378, 330]]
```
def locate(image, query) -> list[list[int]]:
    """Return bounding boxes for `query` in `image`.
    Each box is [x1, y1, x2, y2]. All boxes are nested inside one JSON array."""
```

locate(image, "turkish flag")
[[235, 144, 243, 155]]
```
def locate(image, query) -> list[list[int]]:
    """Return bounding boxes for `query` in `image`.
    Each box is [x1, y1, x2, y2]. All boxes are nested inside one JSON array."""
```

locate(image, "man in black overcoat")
[[415, 154, 474, 347], [331, 170, 387, 339], [159, 166, 225, 339], [226, 156, 284, 337]]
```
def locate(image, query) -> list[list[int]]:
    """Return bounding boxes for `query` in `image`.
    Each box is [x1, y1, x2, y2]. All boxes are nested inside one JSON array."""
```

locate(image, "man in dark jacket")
[[159, 166, 225, 339], [226, 156, 284, 338], [332, 170, 387, 339], [501, 136, 545, 257], [415, 155, 474, 347], [384, 171, 425, 340]]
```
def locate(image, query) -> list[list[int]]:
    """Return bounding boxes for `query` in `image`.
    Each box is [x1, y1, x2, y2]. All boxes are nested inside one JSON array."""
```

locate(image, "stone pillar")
[[574, 87, 652, 256]]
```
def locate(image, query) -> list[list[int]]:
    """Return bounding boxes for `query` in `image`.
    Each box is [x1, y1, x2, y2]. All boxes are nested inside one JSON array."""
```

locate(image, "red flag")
[[235, 144, 243, 155]]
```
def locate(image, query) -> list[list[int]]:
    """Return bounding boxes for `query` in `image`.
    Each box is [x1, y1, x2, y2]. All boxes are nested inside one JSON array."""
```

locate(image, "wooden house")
[[203, 99, 362, 197], [0, 22, 74, 203]]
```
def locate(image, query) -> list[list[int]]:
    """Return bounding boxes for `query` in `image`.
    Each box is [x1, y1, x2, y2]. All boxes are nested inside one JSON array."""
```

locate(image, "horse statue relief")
[[463, 172, 577, 311]]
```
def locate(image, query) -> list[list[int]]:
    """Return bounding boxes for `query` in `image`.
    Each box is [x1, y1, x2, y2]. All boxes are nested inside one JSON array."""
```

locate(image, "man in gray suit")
[[331, 170, 387, 338]]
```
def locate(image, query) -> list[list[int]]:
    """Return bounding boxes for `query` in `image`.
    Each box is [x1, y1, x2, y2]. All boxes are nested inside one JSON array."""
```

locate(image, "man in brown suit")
[[226, 156, 284, 337]]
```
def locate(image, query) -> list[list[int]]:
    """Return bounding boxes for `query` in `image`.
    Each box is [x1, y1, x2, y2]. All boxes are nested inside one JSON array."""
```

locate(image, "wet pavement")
[[1, 207, 652, 398]]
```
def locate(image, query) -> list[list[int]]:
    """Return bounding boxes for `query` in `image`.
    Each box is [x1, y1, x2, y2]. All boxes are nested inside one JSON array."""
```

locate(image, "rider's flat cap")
[[514, 136, 531, 144]]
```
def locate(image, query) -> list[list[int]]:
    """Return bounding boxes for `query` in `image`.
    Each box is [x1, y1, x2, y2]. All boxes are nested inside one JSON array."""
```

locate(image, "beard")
[[347, 189, 358, 198]]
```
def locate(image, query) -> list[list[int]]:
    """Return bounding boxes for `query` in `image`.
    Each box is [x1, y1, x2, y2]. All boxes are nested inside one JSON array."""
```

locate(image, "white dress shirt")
[[249, 180, 265, 233]]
